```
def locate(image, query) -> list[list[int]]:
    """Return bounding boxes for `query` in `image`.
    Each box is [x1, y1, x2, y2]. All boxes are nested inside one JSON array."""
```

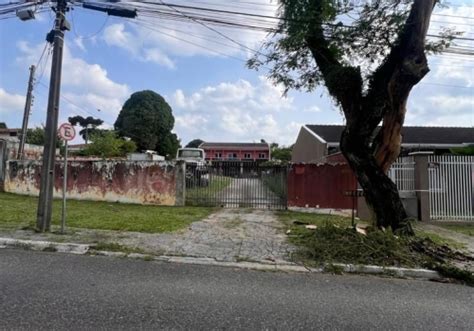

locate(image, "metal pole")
[[18, 65, 36, 160], [61, 141, 68, 234], [36, 0, 68, 232]]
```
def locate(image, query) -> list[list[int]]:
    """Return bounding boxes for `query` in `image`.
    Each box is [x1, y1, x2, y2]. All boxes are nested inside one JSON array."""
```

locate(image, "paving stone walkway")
[[0, 209, 297, 264]]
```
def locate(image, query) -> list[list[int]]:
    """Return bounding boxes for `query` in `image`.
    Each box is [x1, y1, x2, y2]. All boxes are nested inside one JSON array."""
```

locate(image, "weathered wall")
[[4, 160, 184, 206], [288, 163, 357, 209]]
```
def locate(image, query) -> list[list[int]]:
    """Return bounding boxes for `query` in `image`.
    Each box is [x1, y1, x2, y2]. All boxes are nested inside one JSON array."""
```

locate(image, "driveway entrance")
[[185, 162, 287, 209]]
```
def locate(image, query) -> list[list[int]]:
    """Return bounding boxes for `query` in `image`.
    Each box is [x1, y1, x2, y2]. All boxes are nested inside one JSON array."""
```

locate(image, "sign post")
[[58, 123, 75, 234]]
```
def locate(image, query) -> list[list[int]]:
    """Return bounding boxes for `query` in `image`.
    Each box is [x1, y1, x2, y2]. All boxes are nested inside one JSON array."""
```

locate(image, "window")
[[228, 153, 238, 159], [244, 153, 251, 159], [215, 152, 222, 159], [258, 153, 266, 159]]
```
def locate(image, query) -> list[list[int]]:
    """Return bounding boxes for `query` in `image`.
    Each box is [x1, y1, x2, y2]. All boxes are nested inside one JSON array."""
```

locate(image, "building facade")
[[199, 142, 271, 162]]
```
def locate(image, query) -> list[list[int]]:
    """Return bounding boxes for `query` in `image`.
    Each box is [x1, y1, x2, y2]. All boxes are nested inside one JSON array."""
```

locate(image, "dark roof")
[[305, 125, 474, 146], [200, 142, 269, 150]]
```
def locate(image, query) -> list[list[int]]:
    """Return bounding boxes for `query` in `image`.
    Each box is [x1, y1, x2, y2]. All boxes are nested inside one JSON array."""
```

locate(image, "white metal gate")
[[428, 155, 474, 221], [388, 156, 415, 192]]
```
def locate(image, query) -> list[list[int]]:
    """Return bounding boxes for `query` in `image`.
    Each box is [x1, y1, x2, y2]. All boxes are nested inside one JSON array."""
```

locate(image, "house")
[[0, 127, 21, 142], [292, 124, 474, 163], [199, 142, 271, 162]]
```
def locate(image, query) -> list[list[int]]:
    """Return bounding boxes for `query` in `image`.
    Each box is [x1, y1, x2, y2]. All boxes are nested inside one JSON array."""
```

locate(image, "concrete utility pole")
[[36, 0, 70, 232], [18, 64, 36, 160]]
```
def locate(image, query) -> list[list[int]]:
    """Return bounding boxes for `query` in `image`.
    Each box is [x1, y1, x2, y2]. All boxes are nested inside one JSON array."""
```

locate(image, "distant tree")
[[450, 145, 474, 156], [83, 131, 136, 158], [25, 127, 46, 145], [271, 143, 292, 162], [68, 115, 104, 144], [185, 139, 204, 148], [114, 90, 179, 156], [26, 127, 63, 148], [0, 122, 6, 129]]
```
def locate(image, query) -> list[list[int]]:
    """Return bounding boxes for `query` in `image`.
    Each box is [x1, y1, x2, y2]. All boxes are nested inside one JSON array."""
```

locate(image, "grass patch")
[[437, 224, 474, 237], [186, 175, 232, 206], [277, 211, 473, 285], [415, 230, 466, 250], [0, 192, 215, 233]]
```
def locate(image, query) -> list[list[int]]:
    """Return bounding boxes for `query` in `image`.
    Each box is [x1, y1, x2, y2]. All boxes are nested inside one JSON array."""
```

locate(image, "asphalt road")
[[1, 249, 473, 330]]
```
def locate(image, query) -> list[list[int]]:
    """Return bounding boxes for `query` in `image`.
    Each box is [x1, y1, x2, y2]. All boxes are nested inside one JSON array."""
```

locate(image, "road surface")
[[1, 249, 473, 330]]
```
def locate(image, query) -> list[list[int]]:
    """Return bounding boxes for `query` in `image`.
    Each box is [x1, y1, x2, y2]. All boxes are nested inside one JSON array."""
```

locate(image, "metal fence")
[[428, 155, 474, 221], [184, 161, 287, 209], [388, 156, 416, 192]]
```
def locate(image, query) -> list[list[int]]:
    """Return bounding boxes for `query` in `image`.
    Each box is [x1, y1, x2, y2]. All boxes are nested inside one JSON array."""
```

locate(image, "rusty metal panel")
[[288, 163, 357, 209]]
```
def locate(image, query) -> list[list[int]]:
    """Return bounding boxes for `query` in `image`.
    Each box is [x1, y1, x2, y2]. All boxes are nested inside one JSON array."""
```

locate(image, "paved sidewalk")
[[0, 209, 296, 264]]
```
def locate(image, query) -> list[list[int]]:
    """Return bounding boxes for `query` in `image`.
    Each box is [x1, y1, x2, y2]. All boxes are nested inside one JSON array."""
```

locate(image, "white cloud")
[[15, 41, 130, 132], [0, 88, 24, 115], [303, 106, 322, 113], [100, 0, 278, 68], [171, 77, 298, 144]]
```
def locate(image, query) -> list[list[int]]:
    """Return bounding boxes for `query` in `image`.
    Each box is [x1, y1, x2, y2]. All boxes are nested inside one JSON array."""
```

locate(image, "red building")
[[199, 142, 271, 162]]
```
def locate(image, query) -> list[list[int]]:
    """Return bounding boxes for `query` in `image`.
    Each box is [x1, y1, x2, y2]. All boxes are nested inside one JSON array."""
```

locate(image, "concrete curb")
[[0, 237, 441, 280], [0, 238, 89, 255]]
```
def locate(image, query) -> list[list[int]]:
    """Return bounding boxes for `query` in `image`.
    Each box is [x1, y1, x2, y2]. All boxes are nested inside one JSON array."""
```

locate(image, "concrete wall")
[[3, 159, 185, 206], [291, 127, 327, 163]]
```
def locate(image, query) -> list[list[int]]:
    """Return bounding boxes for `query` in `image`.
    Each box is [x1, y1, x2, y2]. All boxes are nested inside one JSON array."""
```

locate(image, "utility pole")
[[18, 64, 36, 160], [36, 0, 70, 232]]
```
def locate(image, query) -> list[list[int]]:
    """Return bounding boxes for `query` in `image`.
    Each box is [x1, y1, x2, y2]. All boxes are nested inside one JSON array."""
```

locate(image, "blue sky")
[[0, 0, 473, 146]]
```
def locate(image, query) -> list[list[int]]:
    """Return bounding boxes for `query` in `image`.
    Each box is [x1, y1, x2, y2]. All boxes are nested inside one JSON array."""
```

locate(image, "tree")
[[271, 143, 292, 162], [185, 139, 204, 148], [0, 122, 6, 129], [25, 127, 46, 145], [250, 0, 452, 233], [450, 145, 474, 156], [25, 127, 63, 149], [114, 90, 180, 157], [68, 115, 104, 144], [83, 131, 137, 158]]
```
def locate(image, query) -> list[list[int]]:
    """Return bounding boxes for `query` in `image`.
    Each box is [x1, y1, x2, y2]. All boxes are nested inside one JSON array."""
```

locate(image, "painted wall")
[[203, 148, 270, 161], [291, 127, 327, 163], [3, 160, 184, 206]]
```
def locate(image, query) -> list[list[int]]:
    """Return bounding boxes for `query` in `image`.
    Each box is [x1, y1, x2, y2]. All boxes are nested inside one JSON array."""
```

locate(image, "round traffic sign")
[[58, 123, 76, 141]]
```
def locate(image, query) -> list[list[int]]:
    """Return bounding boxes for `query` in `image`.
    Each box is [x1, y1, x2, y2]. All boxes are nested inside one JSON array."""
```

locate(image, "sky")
[[0, 0, 473, 147]]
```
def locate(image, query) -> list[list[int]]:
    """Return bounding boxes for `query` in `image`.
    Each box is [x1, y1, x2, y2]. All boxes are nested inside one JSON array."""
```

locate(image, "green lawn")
[[438, 224, 474, 237], [0, 192, 216, 233], [185, 175, 232, 206]]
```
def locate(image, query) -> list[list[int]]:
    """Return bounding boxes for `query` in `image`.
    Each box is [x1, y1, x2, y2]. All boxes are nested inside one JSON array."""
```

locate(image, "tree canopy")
[[250, 0, 449, 233], [114, 90, 181, 157], [185, 139, 204, 148], [83, 131, 136, 158], [68, 115, 104, 143]]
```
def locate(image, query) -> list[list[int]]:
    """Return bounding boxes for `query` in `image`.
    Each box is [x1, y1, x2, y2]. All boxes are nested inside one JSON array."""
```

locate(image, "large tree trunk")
[[340, 124, 410, 232], [304, 0, 436, 233]]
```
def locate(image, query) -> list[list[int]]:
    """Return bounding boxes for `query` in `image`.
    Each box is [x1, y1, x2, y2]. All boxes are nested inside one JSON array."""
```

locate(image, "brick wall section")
[[3, 160, 183, 206], [288, 163, 358, 209]]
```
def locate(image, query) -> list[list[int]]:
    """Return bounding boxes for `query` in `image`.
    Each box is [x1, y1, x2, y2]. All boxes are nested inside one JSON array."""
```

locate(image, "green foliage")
[[83, 131, 136, 158], [68, 115, 104, 143], [186, 139, 204, 148], [249, 0, 454, 92], [0, 122, 6, 129], [25, 127, 46, 145], [115, 90, 180, 157], [26, 127, 63, 149], [450, 145, 474, 156], [271, 143, 292, 162]]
